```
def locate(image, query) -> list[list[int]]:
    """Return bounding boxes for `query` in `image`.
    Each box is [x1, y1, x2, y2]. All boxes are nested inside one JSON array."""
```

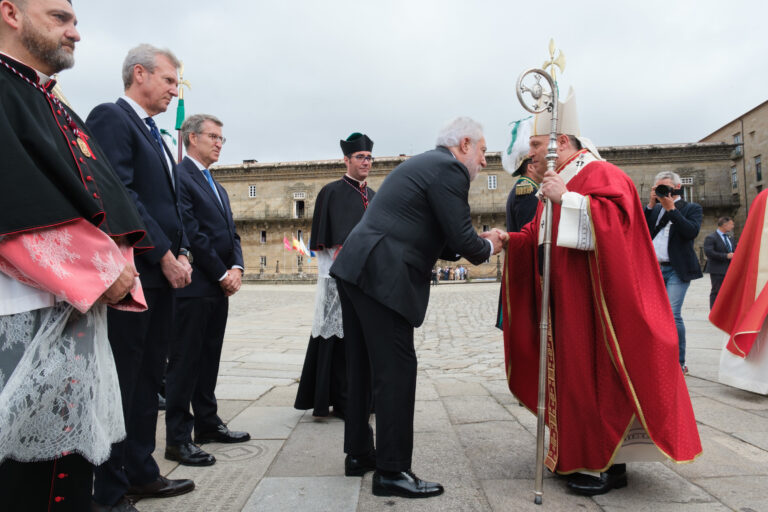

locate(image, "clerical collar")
[[343, 174, 366, 188], [0, 51, 51, 85]]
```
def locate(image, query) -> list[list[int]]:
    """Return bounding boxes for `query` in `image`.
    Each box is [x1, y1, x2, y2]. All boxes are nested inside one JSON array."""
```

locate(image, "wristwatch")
[[179, 248, 193, 263]]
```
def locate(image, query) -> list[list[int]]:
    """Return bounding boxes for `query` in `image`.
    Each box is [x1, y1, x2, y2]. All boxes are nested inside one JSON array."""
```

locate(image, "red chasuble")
[[501, 155, 702, 473], [710, 189, 768, 357]]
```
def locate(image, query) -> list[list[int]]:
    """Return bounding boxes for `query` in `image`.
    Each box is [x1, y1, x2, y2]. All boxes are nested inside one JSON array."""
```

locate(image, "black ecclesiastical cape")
[[0, 54, 148, 249], [309, 175, 375, 250]]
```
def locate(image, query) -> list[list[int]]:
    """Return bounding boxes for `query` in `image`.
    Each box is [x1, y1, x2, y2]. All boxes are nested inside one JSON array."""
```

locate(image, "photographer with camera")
[[645, 171, 703, 375]]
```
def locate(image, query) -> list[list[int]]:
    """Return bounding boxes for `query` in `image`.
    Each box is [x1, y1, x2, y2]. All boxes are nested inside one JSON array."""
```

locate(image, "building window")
[[487, 175, 497, 190], [260, 230, 267, 243], [756, 155, 762, 182], [734, 133, 742, 145], [294, 200, 305, 218], [248, 185, 257, 198], [482, 224, 490, 232], [260, 256, 267, 267], [297, 229, 303, 241], [731, 166, 739, 191], [293, 191, 306, 200], [297, 255, 303, 265]]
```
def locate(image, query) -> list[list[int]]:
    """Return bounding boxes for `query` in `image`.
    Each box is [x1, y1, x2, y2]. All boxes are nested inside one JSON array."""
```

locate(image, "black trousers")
[[0, 454, 92, 512], [709, 273, 726, 309], [166, 295, 228, 444], [337, 280, 417, 472], [94, 287, 174, 506]]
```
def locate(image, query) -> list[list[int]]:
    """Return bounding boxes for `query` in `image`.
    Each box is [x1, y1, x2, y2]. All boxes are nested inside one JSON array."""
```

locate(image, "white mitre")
[[531, 87, 602, 160]]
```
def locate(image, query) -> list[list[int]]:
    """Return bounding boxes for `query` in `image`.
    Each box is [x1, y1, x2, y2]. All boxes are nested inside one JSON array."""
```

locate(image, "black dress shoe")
[[195, 424, 251, 444], [125, 475, 194, 501], [345, 452, 376, 476], [91, 497, 138, 512], [567, 463, 627, 496], [165, 442, 216, 466], [372, 470, 444, 499]]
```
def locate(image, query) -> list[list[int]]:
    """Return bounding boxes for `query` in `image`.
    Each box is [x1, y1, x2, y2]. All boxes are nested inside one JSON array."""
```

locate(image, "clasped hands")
[[480, 229, 509, 254], [220, 268, 243, 297]]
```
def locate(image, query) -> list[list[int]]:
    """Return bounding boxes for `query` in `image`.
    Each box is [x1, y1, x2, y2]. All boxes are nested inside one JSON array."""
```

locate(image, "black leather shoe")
[[125, 475, 194, 501], [91, 497, 138, 512], [165, 442, 216, 466], [345, 452, 376, 476], [195, 424, 251, 444], [372, 470, 444, 498], [567, 464, 627, 496]]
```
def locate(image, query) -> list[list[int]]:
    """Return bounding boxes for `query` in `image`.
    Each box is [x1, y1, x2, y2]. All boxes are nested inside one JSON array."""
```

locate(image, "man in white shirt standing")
[[644, 171, 703, 374]]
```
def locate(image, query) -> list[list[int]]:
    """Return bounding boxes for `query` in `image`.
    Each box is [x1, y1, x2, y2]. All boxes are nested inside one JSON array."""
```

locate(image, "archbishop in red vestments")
[[501, 149, 702, 474]]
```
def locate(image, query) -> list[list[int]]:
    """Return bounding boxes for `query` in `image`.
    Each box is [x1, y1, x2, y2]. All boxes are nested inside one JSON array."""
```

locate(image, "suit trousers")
[[338, 280, 417, 472], [93, 287, 174, 506], [166, 295, 228, 444], [709, 273, 726, 310]]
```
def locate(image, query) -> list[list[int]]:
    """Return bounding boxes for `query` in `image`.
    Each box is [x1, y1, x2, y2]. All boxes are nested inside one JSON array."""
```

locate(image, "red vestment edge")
[[710, 189, 768, 357]]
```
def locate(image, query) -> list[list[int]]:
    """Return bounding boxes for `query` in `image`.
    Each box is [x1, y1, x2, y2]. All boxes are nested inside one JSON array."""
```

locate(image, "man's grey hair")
[[435, 117, 484, 147], [122, 44, 180, 89], [181, 114, 223, 149], [654, 170, 682, 186]]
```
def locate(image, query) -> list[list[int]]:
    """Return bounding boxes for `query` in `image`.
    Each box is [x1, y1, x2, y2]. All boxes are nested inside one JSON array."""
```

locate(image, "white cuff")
[[557, 192, 594, 251]]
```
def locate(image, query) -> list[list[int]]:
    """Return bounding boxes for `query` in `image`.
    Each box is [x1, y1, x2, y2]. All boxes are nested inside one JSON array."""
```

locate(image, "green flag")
[[175, 98, 185, 130]]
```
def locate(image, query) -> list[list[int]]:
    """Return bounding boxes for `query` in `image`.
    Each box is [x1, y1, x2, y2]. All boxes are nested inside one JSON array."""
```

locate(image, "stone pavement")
[[137, 279, 768, 512]]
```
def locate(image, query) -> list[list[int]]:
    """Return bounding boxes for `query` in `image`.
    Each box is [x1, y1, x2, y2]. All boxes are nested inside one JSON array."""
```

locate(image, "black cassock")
[[294, 176, 374, 418]]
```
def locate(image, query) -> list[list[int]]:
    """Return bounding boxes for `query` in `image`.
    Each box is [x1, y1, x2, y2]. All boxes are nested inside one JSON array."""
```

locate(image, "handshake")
[[480, 228, 509, 255]]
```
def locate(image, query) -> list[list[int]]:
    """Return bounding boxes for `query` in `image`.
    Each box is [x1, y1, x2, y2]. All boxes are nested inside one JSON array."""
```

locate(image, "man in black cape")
[[0, 1, 148, 510], [294, 133, 375, 421]]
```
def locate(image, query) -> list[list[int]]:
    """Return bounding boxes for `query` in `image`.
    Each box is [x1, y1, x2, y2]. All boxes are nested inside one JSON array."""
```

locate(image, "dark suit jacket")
[[703, 230, 736, 275], [175, 157, 243, 298], [644, 200, 703, 282], [331, 146, 490, 327], [86, 98, 187, 288]]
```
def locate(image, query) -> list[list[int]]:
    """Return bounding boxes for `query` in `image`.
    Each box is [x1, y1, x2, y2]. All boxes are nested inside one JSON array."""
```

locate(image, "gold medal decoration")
[[77, 136, 92, 158]]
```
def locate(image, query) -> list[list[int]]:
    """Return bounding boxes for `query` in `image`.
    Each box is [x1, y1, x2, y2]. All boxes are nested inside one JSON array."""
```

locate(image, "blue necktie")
[[202, 168, 223, 207], [144, 117, 164, 149], [722, 233, 732, 252]]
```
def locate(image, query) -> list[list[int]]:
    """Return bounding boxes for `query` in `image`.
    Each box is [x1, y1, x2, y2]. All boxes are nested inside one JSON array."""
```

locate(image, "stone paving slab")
[[693, 475, 768, 512], [138, 440, 283, 512], [455, 421, 537, 480], [592, 462, 720, 510], [227, 405, 303, 440], [356, 430, 490, 512], [242, 476, 360, 512], [482, 478, 601, 511], [266, 419, 345, 477], [443, 395, 512, 424]]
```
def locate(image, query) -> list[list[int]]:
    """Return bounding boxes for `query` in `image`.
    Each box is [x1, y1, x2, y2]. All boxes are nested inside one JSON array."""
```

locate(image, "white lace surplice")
[[0, 303, 125, 464], [311, 248, 344, 339]]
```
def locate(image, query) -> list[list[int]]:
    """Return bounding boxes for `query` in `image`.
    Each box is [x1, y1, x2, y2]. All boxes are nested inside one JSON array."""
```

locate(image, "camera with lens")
[[655, 184, 681, 198]]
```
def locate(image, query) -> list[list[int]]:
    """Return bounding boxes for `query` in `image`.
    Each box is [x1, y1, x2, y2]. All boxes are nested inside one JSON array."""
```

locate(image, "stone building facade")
[[700, 99, 768, 225], [213, 142, 737, 281]]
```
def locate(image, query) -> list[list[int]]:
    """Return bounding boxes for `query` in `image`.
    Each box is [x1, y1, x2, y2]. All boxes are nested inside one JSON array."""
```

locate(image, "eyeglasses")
[[352, 155, 374, 162], [200, 132, 226, 144]]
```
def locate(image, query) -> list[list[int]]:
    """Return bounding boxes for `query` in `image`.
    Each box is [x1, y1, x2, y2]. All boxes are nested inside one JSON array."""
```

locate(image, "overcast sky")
[[60, 0, 766, 166]]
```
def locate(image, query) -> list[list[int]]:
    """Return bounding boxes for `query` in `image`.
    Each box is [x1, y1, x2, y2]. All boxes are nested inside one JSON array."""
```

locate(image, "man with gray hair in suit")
[[331, 117, 506, 499]]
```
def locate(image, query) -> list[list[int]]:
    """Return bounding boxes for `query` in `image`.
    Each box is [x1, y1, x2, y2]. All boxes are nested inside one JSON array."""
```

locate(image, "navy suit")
[[87, 98, 187, 505], [704, 230, 737, 308], [166, 157, 243, 444]]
